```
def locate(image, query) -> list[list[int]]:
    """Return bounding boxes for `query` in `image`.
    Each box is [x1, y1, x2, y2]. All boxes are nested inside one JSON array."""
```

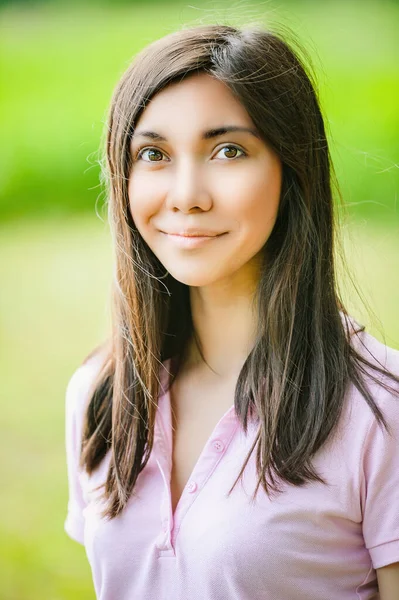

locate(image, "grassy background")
[[0, 0, 398, 598]]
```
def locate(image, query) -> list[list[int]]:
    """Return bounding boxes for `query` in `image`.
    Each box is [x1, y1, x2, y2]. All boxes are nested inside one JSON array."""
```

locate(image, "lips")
[[165, 231, 221, 237], [161, 231, 227, 248]]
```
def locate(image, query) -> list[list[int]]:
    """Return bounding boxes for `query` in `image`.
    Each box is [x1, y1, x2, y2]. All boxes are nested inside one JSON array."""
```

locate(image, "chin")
[[166, 268, 221, 287]]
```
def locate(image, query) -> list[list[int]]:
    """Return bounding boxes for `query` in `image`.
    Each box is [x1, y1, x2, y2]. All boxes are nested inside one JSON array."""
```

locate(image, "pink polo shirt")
[[64, 319, 399, 599]]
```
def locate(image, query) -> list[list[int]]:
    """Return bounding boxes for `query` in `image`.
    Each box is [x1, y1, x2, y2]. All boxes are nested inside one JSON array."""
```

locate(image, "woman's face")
[[128, 72, 282, 287]]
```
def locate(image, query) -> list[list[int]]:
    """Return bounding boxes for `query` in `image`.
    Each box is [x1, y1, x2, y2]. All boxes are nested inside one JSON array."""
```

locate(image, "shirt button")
[[187, 481, 197, 493], [212, 439, 225, 452]]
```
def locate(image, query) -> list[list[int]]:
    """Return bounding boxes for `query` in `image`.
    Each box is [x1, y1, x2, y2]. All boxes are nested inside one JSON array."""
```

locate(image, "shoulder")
[[338, 319, 399, 465], [65, 342, 110, 421], [344, 325, 399, 567], [348, 314, 399, 376], [349, 321, 399, 413], [327, 317, 399, 458], [339, 311, 398, 391]]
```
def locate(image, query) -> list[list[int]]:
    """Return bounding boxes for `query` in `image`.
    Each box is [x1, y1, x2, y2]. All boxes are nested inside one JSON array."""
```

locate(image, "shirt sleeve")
[[361, 358, 399, 569], [64, 364, 93, 545]]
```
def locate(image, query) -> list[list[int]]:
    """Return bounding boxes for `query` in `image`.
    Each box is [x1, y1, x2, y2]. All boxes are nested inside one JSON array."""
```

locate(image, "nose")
[[165, 157, 212, 213]]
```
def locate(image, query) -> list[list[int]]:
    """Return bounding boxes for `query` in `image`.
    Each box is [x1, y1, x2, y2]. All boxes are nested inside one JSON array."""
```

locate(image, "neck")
[[184, 262, 260, 380]]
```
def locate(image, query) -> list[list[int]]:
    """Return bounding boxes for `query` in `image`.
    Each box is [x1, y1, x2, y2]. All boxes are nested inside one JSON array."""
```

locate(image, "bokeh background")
[[0, 0, 398, 598]]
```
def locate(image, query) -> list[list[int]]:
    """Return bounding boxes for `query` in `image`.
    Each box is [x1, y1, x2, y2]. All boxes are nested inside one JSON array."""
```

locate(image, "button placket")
[[170, 423, 239, 552], [180, 438, 226, 499], [187, 481, 197, 493], [212, 439, 225, 452], [178, 438, 226, 505], [163, 391, 238, 552], [155, 427, 174, 552]]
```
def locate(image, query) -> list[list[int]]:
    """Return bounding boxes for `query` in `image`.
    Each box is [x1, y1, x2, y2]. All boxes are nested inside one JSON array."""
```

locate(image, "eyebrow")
[[131, 125, 261, 142]]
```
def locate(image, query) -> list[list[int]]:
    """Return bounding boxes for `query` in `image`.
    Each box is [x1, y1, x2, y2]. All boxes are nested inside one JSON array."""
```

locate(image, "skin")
[[376, 562, 399, 600], [128, 72, 282, 381]]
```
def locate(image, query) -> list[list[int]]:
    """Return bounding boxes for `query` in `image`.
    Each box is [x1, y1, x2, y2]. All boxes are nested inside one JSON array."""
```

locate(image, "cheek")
[[127, 175, 160, 232], [228, 159, 282, 237]]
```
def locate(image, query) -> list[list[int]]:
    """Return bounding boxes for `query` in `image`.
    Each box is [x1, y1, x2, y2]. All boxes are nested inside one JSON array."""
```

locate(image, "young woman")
[[64, 24, 399, 599]]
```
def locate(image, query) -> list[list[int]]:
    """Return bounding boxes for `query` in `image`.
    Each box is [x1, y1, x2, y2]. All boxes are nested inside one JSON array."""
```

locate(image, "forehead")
[[134, 72, 255, 133]]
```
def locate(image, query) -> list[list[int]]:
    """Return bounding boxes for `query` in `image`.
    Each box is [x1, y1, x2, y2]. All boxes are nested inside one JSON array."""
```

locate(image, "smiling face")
[[128, 72, 282, 288]]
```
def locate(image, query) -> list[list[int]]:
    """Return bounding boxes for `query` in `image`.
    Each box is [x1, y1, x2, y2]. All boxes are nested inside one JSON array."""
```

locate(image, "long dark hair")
[[79, 23, 399, 520]]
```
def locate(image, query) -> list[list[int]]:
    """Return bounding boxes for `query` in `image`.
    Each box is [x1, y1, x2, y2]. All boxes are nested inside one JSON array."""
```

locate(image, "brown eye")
[[215, 145, 245, 160], [137, 148, 165, 162]]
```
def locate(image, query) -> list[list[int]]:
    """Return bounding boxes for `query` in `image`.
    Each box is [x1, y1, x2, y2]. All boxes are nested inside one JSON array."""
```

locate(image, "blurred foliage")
[[0, 0, 398, 223]]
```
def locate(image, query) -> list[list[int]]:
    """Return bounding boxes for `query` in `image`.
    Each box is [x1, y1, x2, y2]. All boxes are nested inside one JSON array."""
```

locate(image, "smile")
[[162, 232, 227, 248]]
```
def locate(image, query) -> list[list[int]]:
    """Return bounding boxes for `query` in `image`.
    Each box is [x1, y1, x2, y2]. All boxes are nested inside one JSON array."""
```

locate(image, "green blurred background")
[[0, 0, 398, 598]]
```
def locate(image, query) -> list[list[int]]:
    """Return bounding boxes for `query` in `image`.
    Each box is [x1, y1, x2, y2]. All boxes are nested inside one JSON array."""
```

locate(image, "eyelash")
[[134, 144, 247, 162]]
